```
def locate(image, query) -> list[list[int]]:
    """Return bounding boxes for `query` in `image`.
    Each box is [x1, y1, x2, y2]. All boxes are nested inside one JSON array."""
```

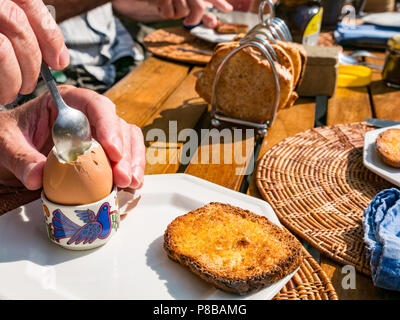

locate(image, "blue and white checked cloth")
[[363, 188, 400, 291]]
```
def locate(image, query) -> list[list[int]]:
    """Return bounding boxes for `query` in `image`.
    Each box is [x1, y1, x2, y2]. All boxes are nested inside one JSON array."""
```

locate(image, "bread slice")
[[276, 40, 302, 88], [230, 34, 306, 89], [290, 42, 307, 88], [195, 41, 294, 123], [164, 202, 302, 295], [215, 20, 249, 34], [376, 128, 400, 168]]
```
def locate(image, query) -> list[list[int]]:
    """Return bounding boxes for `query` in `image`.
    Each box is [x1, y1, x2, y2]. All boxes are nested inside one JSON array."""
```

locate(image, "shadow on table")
[[345, 147, 393, 200], [330, 256, 400, 300], [141, 99, 207, 148], [369, 79, 399, 96]]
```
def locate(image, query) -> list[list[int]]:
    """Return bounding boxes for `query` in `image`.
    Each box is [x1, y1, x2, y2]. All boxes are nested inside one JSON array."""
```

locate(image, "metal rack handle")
[[208, 2, 293, 135], [258, 0, 293, 42]]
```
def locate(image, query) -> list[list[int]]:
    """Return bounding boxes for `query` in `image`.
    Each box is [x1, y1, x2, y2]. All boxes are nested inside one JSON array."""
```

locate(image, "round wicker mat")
[[274, 246, 338, 300], [0, 187, 337, 300], [144, 26, 214, 65], [257, 122, 393, 276]]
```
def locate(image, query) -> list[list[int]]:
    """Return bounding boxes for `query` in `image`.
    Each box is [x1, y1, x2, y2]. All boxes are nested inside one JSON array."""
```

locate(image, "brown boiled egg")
[[43, 140, 113, 205]]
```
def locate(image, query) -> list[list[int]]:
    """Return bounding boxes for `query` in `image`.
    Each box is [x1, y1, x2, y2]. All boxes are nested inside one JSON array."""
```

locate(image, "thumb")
[[0, 132, 47, 190], [202, 13, 218, 29]]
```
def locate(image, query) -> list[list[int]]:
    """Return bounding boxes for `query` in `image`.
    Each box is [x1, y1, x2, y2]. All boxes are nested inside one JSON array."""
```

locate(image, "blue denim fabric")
[[363, 188, 400, 291], [334, 22, 400, 47]]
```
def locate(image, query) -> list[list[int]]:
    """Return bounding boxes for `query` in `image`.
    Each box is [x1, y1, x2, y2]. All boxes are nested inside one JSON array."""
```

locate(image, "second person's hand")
[[155, 0, 233, 26]]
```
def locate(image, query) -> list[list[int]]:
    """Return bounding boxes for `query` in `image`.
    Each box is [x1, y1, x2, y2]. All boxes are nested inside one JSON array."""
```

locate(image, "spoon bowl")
[[41, 63, 92, 162]]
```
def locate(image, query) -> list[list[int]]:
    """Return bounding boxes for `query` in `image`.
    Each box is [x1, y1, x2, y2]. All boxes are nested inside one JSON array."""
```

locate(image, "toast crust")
[[276, 40, 302, 88], [164, 202, 302, 295], [376, 129, 400, 168]]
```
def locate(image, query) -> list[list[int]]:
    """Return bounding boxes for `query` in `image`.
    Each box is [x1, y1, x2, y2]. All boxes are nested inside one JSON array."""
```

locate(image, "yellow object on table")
[[337, 65, 372, 87]]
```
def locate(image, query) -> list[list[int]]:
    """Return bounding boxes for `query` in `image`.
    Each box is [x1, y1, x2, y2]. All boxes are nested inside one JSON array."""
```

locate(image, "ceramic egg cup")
[[41, 186, 120, 250]]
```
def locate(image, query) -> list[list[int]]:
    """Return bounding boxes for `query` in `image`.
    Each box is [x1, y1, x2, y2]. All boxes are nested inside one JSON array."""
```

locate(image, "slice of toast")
[[376, 128, 400, 168], [164, 202, 302, 295], [195, 41, 294, 123], [215, 20, 249, 34]]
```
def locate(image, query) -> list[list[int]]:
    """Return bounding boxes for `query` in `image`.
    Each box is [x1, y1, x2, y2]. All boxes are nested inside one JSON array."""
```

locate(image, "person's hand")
[[0, 85, 145, 191], [155, 0, 233, 26], [0, 0, 69, 105], [201, 0, 254, 28]]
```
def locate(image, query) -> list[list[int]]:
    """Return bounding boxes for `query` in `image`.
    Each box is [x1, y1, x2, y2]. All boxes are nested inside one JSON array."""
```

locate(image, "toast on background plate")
[[215, 20, 249, 34], [164, 202, 302, 295], [376, 128, 400, 168]]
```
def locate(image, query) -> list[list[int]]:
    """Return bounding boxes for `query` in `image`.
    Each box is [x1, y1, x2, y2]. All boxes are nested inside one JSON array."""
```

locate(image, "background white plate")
[[363, 125, 400, 187], [190, 11, 259, 43], [362, 12, 400, 27], [0, 174, 297, 300]]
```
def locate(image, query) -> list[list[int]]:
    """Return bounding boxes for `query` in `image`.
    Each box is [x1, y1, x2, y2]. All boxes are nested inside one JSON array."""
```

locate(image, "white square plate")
[[363, 125, 400, 187], [0, 174, 297, 300]]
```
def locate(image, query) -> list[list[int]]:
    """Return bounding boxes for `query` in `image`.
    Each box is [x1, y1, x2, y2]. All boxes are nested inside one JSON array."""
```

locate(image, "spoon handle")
[[40, 62, 67, 111]]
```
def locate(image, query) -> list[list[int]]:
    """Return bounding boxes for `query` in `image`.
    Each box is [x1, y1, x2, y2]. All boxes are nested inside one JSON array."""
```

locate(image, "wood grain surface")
[[105, 57, 189, 125]]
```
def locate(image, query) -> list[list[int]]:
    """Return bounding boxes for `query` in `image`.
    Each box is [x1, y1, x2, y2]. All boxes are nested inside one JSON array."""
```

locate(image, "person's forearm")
[[112, 0, 164, 22], [44, 0, 110, 23]]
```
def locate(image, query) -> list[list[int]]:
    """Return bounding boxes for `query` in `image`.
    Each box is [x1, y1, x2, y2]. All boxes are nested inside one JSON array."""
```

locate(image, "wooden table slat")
[[326, 87, 372, 125], [105, 57, 190, 127], [184, 124, 256, 191], [367, 53, 400, 121], [143, 67, 208, 175]]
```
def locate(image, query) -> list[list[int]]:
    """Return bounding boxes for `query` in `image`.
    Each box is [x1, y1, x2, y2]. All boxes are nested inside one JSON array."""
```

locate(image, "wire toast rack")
[[210, 0, 292, 136]]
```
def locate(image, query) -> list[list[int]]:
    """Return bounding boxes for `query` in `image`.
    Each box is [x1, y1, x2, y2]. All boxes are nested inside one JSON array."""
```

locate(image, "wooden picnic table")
[[104, 49, 400, 300], [0, 46, 398, 300]]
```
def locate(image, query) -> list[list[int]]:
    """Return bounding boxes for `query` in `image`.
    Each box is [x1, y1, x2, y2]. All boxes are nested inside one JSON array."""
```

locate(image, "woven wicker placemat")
[[144, 26, 214, 65], [0, 186, 337, 300], [256, 122, 393, 276], [275, 246, 338, 300]]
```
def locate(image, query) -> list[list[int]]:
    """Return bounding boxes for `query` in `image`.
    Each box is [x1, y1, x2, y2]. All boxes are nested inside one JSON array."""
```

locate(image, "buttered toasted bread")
[[163, 202, 302, 295], [376, 128, 400, 168]]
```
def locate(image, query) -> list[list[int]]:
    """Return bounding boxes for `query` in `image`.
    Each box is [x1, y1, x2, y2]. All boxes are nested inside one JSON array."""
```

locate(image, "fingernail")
[[58, 45, 70, 69], [22, 163, 36, 185], [224, 3, 233, 10], [112, 135, 123, 158], [23, 162, 43, 190], [132, 165, 144, 189], [120, 160, 131, 178]]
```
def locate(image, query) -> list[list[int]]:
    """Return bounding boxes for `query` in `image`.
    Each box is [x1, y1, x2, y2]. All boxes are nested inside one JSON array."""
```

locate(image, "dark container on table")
[[382, 35, 400, 89]]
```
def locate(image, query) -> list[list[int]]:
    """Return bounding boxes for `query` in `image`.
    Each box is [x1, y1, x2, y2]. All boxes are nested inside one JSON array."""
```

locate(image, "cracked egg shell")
[[43, 140, 113, 205]]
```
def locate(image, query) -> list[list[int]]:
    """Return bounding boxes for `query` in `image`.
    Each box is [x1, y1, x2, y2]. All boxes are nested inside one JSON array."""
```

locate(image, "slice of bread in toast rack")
[[164, 202, 302, 295]]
